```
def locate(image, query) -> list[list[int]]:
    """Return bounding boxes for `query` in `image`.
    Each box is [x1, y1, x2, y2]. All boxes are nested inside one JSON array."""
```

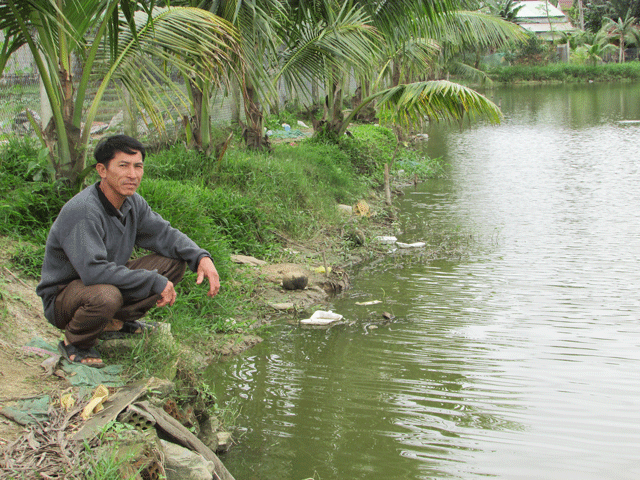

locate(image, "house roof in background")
[[520, 21, 576, 33], [514, 1, 568, 21]]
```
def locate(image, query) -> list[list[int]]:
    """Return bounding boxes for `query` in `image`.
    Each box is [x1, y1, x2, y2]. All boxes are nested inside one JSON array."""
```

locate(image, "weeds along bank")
[[0, 123, 443, 370], [485, 62, 640, 84]]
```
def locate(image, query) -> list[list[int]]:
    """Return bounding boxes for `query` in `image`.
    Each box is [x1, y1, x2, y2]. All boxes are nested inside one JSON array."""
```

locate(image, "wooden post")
[[384, 163, 391, 206]]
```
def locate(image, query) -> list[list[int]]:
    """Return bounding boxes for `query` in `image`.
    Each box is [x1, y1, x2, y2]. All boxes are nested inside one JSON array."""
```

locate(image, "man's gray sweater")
[[36, 183, 210, 325]]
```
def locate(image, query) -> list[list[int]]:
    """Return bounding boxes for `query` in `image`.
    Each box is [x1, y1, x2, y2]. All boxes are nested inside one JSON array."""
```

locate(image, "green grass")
[[487, 62, 640, 83]]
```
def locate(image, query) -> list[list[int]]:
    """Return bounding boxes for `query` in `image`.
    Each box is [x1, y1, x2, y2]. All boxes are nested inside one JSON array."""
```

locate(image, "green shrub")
[[488, 62, 640, 83], [337, 124, 397, 175], [393, 150, 447, 180], [213, 141, 369, 239], [503, 33, 558, 65], [0, 181, 72, 241], [263, 111, 301, 132], [0, 137, 74, 241], [138, 179, 239, 258], [0, 137, 54, 192]]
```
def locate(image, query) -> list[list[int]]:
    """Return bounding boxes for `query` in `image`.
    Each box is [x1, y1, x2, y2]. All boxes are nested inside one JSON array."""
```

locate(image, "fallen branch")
[[2, 266, 31, 289]]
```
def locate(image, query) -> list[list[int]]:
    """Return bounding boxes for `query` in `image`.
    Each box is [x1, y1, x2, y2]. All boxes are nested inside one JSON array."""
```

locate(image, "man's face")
[[97, 150, 144, 201]]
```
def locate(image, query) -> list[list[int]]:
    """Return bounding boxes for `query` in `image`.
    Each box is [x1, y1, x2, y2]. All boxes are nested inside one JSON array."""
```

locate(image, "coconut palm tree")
[[572, 42, 617, 65], [168, 0, 284, 151], [184, 0, 514, 148], [600, 9, 640, 63], [273, 0, 382, 139], [422, 9, 526, 83], [275, 1, 522, 140], [0, 0, 241, 186]]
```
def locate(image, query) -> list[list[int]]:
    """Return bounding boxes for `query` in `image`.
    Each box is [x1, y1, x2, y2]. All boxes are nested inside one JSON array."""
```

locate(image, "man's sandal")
[[58, 341, 106, 369], [99, 320, 158, 340]]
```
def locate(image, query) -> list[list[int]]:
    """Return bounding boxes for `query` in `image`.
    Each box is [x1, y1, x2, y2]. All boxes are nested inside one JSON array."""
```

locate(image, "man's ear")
[[95, 162, 106, 179]]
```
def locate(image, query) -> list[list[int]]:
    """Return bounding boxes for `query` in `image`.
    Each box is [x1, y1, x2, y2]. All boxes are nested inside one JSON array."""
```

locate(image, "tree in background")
[[0, 0, 241, 186], [272, 0, 522, 141], [428, 9, 526, 82], [484, 0, 525, 21], [600, 9, 640, 62], [570, 27, 617, 64], [170, 0, 283, 152], [274, 0, 382, 141], [582, 0, 640, 33]]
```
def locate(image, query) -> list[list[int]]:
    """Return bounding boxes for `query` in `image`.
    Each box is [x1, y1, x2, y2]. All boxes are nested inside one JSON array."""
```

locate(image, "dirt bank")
[[0, 247, 61, 443]]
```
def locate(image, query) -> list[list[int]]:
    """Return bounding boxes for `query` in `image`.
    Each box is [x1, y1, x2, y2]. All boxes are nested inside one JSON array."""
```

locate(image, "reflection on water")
[[208, 83, 640, 480]]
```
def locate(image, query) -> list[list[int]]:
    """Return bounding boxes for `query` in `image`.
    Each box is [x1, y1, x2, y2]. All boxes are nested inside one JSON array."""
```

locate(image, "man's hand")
[[197, 256, 220, 297], [157, 280, 177, 307]]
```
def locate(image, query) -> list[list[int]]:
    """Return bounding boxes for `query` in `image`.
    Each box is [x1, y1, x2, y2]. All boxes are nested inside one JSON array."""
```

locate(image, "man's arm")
[[135, 198, 210, 273], [196, 256, 220, 297]]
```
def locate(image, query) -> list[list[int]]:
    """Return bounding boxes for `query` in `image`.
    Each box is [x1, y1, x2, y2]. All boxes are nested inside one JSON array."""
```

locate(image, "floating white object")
[[300, 310, 343, 325], [375, 235, 397, 244], [355, 300, 382, 306], [396, 241, 426, 249]]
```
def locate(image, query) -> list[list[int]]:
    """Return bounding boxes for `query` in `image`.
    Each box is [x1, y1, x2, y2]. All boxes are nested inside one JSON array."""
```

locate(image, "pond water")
[[207, 82, 640, 480]]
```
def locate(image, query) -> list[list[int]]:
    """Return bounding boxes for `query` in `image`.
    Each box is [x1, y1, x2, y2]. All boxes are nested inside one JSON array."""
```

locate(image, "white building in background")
[[514, 1, 577, 40]]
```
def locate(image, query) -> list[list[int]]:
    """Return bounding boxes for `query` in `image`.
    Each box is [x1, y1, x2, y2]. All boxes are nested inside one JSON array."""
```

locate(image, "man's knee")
[[89, 284, 124, 315]]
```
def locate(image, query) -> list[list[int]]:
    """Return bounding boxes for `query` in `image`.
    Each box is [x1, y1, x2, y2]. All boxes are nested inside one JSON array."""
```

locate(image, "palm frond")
[[370, 80, 502, 131], [430, 10, 526, 50], [276, 3, 380, 92], [84, 6, 242, 147]]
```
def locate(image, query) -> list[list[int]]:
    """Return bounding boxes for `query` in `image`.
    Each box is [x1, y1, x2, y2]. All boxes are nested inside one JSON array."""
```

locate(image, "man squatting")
[[36, 135, 220, 368]]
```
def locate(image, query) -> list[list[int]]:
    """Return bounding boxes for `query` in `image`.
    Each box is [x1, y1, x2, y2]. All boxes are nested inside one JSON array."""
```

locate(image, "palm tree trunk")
[[242, 80, 270, 150], [391, 62, 401, 87], [49, 64, 82, 185], [188, 79, 204, 149]]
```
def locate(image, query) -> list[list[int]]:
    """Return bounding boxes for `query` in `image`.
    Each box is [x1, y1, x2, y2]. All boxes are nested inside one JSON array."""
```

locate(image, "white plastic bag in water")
[[300, 310, 343, 325]]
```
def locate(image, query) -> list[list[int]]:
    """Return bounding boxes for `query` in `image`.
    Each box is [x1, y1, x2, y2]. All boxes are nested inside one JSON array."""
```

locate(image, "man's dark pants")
[[53, 254, 186, 349]]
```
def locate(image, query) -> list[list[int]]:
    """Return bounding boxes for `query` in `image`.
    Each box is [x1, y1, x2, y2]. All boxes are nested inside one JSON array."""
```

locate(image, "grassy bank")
[[0, 124, 443, 374], [486, 62, 640, 83]]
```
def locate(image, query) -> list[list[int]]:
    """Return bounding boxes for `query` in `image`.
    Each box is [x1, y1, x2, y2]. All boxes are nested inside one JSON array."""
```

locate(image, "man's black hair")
[[94, 135, 146, 166]]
